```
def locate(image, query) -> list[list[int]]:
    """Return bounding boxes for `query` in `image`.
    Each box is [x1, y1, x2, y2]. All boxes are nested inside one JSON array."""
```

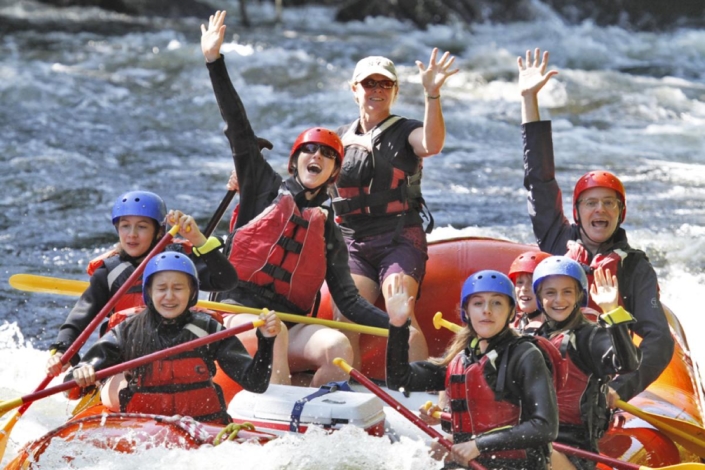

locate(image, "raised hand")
[[201, 10, 227, 63], [385, 273, 415, 327], [517, 48, 558, 97], [416, 48, 459, 97], [590, 266, 619, 313]]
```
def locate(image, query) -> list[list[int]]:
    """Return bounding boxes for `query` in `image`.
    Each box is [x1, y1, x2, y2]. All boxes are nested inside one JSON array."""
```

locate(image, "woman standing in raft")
[[200, 11, 390, 387], [518, 48, 674, 405], [532, 256, 641, 470], [386, 271, 558, 469], [47, 190, 236, 377], [330, 48, 459, 365], [66, 251, 280, 424]]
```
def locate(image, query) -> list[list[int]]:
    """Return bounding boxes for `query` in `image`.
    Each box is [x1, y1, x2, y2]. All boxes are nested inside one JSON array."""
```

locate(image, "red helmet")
[[508, 251, 553, 283], [289, 128, 344, 183], [572, 171, 626, 223]]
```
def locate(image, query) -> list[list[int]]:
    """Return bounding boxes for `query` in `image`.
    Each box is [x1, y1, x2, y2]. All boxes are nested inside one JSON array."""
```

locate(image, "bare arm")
[[409, 48, 459, 157]]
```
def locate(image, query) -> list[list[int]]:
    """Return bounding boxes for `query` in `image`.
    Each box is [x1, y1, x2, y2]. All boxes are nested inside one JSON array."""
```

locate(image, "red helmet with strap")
[[572, 171, 626, 223], [289, 127, 344, 183], [508, 251, 553, 283]]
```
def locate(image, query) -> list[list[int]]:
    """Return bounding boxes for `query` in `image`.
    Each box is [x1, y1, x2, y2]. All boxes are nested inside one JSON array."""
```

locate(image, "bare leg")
[[332, 274, 380, 370], [224, 313, 291, 385], [288, 324, 354, 387], [381, 273, 429, 361], [101, 373, 128, 411], [551, 450, 578, 470]]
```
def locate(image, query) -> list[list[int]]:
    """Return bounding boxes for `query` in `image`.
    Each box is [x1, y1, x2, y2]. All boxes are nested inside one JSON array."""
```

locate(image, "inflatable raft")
[[5, 236, 704, 468]]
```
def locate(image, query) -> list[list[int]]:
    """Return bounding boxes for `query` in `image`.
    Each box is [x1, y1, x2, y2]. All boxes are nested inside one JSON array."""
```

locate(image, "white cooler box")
[[228, 383, 386, 436]]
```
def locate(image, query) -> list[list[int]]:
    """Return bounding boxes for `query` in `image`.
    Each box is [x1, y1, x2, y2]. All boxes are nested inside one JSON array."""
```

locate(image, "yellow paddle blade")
[[70, 388, 102, 416], [642, 465, 705, 470], [9, 274, 88, 296], [0, 410, 22, 462], [618, 400, 705, 459]]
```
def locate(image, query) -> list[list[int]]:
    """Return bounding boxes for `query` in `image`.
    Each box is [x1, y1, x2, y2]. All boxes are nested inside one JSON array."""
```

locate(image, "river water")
[[1, 1, 704, 468]]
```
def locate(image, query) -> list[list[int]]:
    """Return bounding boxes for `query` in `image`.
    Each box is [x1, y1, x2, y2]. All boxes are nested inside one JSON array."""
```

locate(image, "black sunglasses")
[[299, 143, 339, 160], [358, 78, 396, 90]]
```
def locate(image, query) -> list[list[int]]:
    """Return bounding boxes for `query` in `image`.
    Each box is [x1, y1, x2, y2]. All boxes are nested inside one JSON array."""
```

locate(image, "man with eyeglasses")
[[329, 50, 458, 367], [517, 48, 674, 411], [200, 11, 392, 388]]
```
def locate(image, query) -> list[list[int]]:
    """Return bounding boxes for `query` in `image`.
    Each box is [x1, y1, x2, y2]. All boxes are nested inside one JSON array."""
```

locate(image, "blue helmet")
[[459, 270, 515, 323], [532, 256, 589, 310], [111, 191, 167, 227], [142, 251, 199, 308]]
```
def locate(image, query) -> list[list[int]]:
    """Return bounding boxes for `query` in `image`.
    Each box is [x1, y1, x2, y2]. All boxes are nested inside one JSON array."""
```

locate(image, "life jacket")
[[331, 116, 429, 230], [85, 241, 195, 323], [226, 191, 327, 314], [446, 349, 526, 460], [119, 315, 230, 424], [566, 241, 648, 314], [551, 328, 611, 445], [107, 306, 225, 331], [512, 310, 544, 335]]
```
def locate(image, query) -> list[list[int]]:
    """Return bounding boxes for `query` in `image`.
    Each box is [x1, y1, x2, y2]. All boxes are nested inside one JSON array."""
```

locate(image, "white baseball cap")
[[352, 56, 398, 82]]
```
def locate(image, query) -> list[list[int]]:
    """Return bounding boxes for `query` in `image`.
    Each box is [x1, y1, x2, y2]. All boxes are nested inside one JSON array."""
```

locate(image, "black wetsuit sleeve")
[[573, 323, 641, 379], [475, 343, 558, 453], [206, 56, 281, 229], [324, 214, 390, 329], [51, 266, 113, 363], [385, 322, 446, 392], [214, 327, 275, 393], [64, 326, 125, 381], [521, 120, 576, 254], [611, 260, 673, 400], [191, 242, 238, 292]]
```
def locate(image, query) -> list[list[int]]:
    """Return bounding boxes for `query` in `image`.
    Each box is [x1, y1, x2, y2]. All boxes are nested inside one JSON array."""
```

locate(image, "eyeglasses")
[[578, 198, 622, 211], [357, 78, 396, 90], [299, 143, 339, 160]]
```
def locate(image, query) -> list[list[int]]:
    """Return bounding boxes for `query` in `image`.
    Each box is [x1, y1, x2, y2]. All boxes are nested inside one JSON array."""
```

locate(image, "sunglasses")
[[299, 143, 339, 160], [358, 78, 396, 90]]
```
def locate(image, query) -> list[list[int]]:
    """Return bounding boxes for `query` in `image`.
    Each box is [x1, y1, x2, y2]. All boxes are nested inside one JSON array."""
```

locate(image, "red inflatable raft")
[[6, 236, 704, 468]]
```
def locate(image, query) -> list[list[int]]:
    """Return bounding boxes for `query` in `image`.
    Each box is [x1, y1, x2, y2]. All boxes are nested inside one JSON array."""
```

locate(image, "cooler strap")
[[289, 381, 352, 432]]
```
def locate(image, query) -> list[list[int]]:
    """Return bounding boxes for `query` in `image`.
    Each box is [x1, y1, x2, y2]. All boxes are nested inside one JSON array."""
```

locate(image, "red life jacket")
[[550, 326, 611, 441], [565, 241, 634, 312], [227, 191, 327, 314], [107, 306, 225, 331], [119, 316, 229, 424], [87, 254, 144, 316], [331, 116, 424, 221], [86, 241, 194, 319], [445, 350, 526, 460]]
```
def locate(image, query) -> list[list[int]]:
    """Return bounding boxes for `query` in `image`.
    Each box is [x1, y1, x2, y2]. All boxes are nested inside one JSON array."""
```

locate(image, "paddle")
[[616, 399, 705, 459], [333, 358, 486, 470], [433, 311, 462, 334], [0, 225, 180, 459], [553, 442, 705, 470], [0, 318, 265, 418], [203, 190, 236, 238], [9, 274, 389, 338], [431, 312, 705, 460], [202, 136, 273, 238], [426, 407, 705, 470]]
